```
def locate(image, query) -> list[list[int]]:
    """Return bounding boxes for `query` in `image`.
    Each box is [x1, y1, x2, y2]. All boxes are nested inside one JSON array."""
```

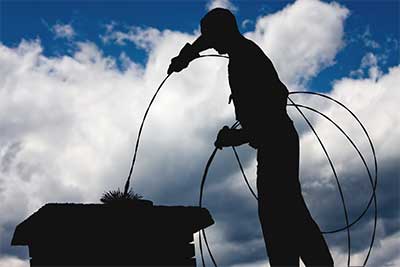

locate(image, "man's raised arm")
[[167, 35, 211, 74]]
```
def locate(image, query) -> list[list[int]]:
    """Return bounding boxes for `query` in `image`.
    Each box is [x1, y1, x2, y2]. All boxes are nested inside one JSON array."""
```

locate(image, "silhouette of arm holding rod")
[[168, 37, 250, 149]]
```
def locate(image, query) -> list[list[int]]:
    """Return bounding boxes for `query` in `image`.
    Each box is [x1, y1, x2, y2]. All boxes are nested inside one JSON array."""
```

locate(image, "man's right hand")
[[167, 56, 190, 74], [167, 43, 199, 74]]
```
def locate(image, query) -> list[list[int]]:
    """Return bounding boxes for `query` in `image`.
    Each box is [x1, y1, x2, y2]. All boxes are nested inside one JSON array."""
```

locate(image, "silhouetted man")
[[168, 8, 333, 267]]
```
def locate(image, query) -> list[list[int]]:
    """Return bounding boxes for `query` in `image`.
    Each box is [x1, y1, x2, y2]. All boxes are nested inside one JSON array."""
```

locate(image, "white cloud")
[[231, 259, 269, 267], [0, 1, 399, 266], [52, 23, 75, 40], [241, 19, 253, 29], [0, 256, 28, 267], [361, 52, 378, 69], [329, 230, 400, 267], [0, 27, 234, 263], [206, 0, 237, 12], [291, 63, 400, 208], [101, 26, 162, 51], [350, 52, 388, 80], [361, 53, 382, 80], [360, 25, 381, 49], [284, 62, 400, 267], [246, 0, 349, 88], [330, 66, 400, 160], [0, 23, 231, 240], [104, 20, 117, 33]]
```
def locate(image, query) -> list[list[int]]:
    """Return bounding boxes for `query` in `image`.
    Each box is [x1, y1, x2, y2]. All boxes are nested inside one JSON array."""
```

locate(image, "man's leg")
[[256, 149, 300, 267], [298, 206, 334, 267], [256, 122, 332, 266], [257, 198, 300, 267]]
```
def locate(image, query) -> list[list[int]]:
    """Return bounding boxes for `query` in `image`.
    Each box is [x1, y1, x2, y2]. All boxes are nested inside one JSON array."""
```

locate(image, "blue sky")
[[1, 0, 398, 92], [0, 1, 399, 266]]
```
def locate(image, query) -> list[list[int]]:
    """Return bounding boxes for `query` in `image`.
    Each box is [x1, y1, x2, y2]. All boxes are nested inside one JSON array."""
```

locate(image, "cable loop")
[[124, 54, 377, 267]]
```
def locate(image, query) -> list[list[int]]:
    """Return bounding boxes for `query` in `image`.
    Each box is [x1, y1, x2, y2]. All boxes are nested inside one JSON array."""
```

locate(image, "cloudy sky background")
[[0, 0, 399, 266]]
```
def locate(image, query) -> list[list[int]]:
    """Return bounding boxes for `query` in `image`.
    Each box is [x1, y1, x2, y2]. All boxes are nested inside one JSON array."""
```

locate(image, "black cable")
[[123, 73, 172, 195], [198, 122, 239, 267], [285, 104, 377, 228], [199, 147, 218, 267], [123, 54, 377, 267], [123, 54, 227, 193], [195, 54, 352, 266], [289, 92, 378, 232], [234, 103, 378, 230], [195, 55, 375, 267], [199, 54, 230, 59], [289, 92, 378, 266], [287, 96, 352, 267], [286, 103, 377, 266], [231, 102, 377, 267], [232, 146, 258, 200]]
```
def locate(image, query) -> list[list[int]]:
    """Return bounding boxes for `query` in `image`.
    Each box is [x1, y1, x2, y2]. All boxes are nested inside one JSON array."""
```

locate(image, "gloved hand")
[[214, 126, 235, 149], [215, 125, 250, 149], [167, 43, 199, 74]]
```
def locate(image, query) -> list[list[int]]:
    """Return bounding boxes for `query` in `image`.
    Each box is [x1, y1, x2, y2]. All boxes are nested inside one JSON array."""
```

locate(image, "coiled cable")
[[123, 54, 377, 267]]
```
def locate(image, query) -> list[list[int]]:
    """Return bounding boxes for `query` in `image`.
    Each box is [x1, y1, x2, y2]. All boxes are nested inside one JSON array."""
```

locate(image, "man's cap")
[[200, 8, 239, 38]]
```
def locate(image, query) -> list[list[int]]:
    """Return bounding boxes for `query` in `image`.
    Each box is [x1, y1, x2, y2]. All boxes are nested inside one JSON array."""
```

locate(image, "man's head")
[[200, 8, 241, 54]]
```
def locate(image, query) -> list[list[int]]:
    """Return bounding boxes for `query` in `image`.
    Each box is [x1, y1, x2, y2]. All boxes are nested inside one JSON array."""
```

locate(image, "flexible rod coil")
[[123, 54, 377, 267]]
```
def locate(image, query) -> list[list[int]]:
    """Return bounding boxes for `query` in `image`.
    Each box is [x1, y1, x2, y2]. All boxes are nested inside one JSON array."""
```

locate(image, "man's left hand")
[[214, 126, 239, 149]]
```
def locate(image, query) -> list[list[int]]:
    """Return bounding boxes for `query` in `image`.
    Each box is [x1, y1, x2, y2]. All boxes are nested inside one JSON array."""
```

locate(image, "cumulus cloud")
[[0, 27, 233, 264], [194, 61, 400, 266], [1, 0, 399, 266], [206, 0, 237, 12], [246, 0, 349, 88], [52, 23, 75, 40]]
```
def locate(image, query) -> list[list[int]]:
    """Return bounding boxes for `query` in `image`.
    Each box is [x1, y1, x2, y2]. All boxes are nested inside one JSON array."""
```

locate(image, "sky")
[[0, 0, 399, 266]]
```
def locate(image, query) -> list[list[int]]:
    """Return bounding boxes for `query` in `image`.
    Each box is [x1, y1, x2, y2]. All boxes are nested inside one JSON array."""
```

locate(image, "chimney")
[[11, 202, 214, 266]]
